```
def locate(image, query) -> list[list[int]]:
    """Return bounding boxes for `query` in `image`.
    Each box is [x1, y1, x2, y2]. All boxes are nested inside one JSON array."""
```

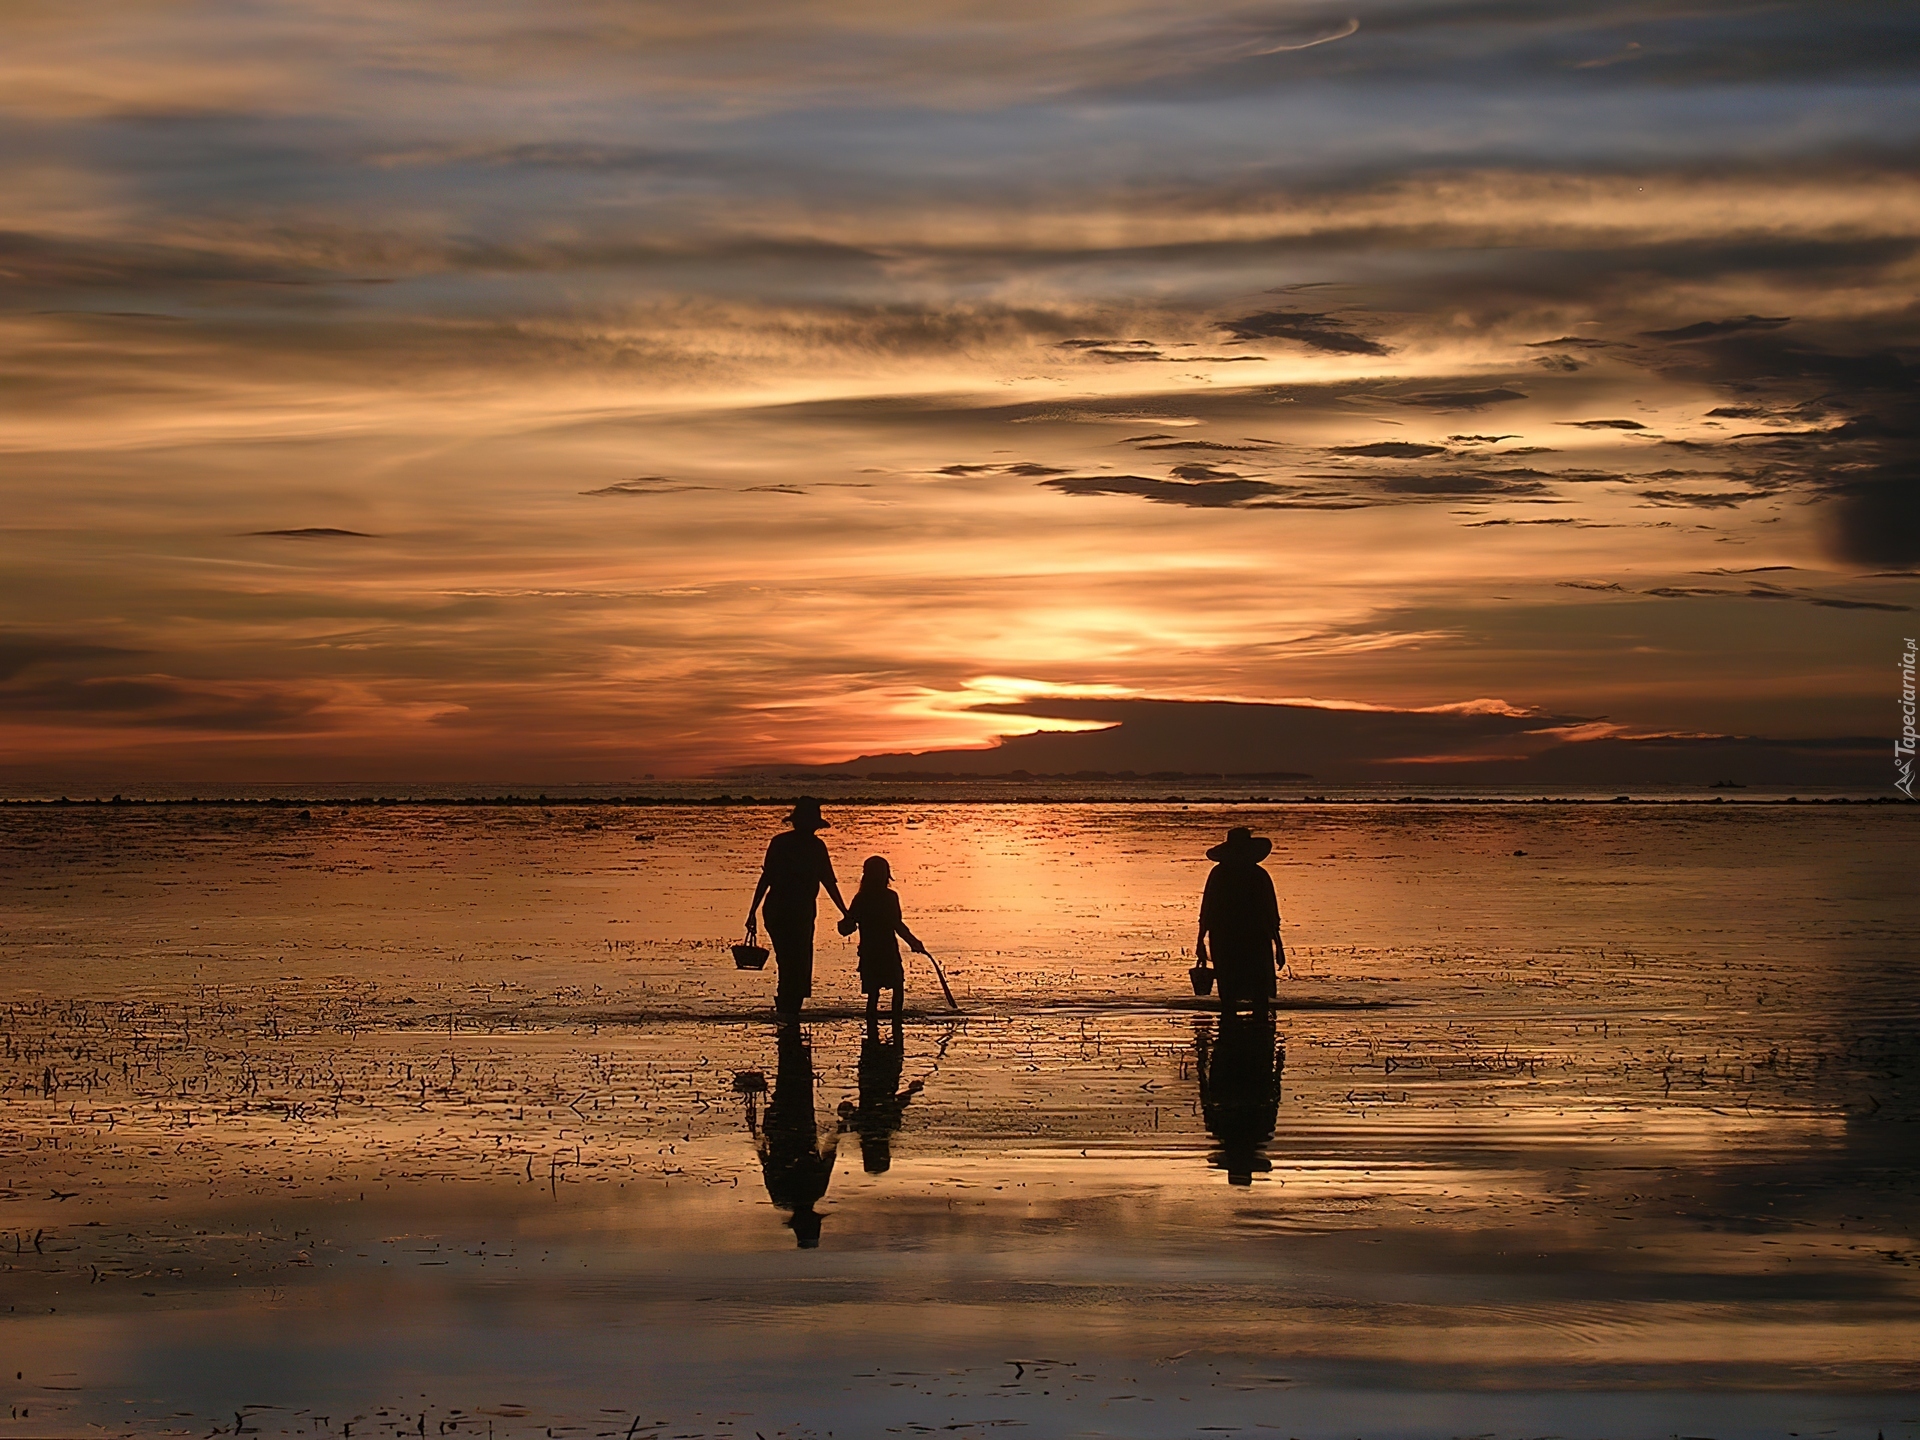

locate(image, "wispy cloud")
[[0, 1, 1913, 778]]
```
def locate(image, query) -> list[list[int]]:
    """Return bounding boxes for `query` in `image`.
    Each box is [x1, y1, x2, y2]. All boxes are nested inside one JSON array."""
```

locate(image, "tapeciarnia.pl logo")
[[1900, 637, 1916, 798]]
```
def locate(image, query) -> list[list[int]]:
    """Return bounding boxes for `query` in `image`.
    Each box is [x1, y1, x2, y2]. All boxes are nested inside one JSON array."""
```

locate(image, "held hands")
[[836, 914, 857, 937]]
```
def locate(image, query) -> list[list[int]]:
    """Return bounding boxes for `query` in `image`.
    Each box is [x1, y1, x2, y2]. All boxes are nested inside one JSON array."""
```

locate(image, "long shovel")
[[917, 948, 960, 1013]]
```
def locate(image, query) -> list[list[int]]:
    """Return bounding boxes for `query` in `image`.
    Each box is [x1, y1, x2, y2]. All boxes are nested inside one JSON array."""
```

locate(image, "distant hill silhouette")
[[733, 697, 1883, 789]]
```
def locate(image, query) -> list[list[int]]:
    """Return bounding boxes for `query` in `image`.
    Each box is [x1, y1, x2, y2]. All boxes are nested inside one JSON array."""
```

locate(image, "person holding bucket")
[[1194, 825, 1285, 1008], [747, 797, 848, 1016]]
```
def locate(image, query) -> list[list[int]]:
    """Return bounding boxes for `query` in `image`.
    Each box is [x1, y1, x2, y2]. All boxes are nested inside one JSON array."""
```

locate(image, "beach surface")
[[1, 801, 1915, 1439]]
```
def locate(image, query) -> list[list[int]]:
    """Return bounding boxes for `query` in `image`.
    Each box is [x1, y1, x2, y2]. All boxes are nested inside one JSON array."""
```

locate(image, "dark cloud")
[[1629, 328, 1918, 565], [813, 696, 1559, 778], [1374, 473, 1551, 497], [1826, 476, 1920, 568], [1526, 337, 1627, 350], [1330, 441, 1450, 458], [1646, 585, 1782, 599], [801, 696, 1884, 788], [1218, 310, 1390, 356], [249, 527, 375, 537], [0, 636, 143, 683], [1055, 338, 1163, 360], [1469, 517, 1594, 527], [581, 478, 709, 495], [0, 674, 337, 731], [1642, 315, 1792, 342], [1636, 489, 1771, 509], [1125, 0, 1920, 95], [1449, 434, 1519, 444], [1558, 579, 1625, 589], [1054, 338, 1264, 363], [0, 228, 327, 292], [1803, 594, 1912, 612], [1561, 418, 1648, 430], [1394, 388, 1528, 410], [1039, 473, 1286, 508], [932, 460, 1088, 478], [1134, 440, 1273, 452], [1686, 339, 1918, 396], [1039, 459, 1566, 511], [1168, 463, 1250, 481], [1644, 584, 1907, 613]]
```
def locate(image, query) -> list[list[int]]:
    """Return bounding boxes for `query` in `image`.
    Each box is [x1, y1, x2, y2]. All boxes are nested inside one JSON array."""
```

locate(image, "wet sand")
[[1, 803, 1915, 1439]]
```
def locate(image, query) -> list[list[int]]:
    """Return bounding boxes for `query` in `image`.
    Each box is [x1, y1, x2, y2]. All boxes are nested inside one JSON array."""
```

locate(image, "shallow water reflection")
[[753, 1022, 838, 1248], [839, 1025, 925, 1177], [1, 803, 1916, 1438], [1196, 1011, 1285, 1185]]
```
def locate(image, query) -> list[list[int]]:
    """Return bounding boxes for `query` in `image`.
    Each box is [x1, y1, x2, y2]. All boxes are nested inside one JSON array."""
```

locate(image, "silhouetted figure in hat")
[[1195, 825, 1285, 1009], [1195, 1010, 1285, 1185], [838, 1024, 923, 1174], [747, 797, 848, 1016], [750, 1021, 838, 1247], [836, 855, 926, 1028]]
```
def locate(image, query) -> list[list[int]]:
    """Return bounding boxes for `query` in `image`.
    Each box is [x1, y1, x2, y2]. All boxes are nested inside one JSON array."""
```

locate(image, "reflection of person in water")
[[838, 1025, 923, 1174], [1194, 1010, 1284, 1185], [747, 798, 848, 1016], [1195, 826, 1285, 1009], [751, 1022, 839, 1247]]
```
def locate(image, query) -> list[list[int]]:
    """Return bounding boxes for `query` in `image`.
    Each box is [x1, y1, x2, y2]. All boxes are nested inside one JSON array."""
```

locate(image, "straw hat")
[[1207, 826, 1272, 863]]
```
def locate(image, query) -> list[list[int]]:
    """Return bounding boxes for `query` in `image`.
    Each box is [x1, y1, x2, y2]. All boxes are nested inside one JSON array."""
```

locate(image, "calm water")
[[1, 803, 1916, 1439]]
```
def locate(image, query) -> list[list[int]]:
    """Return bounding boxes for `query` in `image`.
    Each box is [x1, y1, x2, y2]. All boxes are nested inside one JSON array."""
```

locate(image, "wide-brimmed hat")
[[1207, 826, 1272, 863], [788, 797, 830, 830]]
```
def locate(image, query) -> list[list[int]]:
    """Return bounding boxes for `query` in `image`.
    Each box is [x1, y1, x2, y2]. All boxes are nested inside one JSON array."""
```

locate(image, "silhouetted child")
[[837, 855, 924, 1026]]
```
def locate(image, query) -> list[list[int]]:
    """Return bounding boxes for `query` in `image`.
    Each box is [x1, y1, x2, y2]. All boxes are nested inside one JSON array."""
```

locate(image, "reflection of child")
[[837, 855, 925, 1022]]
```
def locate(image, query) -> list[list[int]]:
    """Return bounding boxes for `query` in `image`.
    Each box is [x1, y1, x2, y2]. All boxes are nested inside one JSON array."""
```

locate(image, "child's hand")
[[836, 915, 856, 937]]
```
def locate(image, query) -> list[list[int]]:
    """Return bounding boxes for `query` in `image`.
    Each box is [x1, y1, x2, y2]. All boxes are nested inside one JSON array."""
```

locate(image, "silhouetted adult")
[[837, 1025, 923, 1174], [1195, 826, 1284, 1008], [747, 798, 848, 1016], [1194, 1010, 1285, 1185], [751, 1021, 838, 1247]]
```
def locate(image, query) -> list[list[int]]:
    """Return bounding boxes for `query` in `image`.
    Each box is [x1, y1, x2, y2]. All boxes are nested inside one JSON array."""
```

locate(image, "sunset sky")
[[3, 0, 1916, 784]]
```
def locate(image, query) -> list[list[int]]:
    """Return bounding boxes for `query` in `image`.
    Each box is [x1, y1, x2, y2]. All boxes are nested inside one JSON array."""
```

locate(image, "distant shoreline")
[[0, 792, 1906, 807]]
